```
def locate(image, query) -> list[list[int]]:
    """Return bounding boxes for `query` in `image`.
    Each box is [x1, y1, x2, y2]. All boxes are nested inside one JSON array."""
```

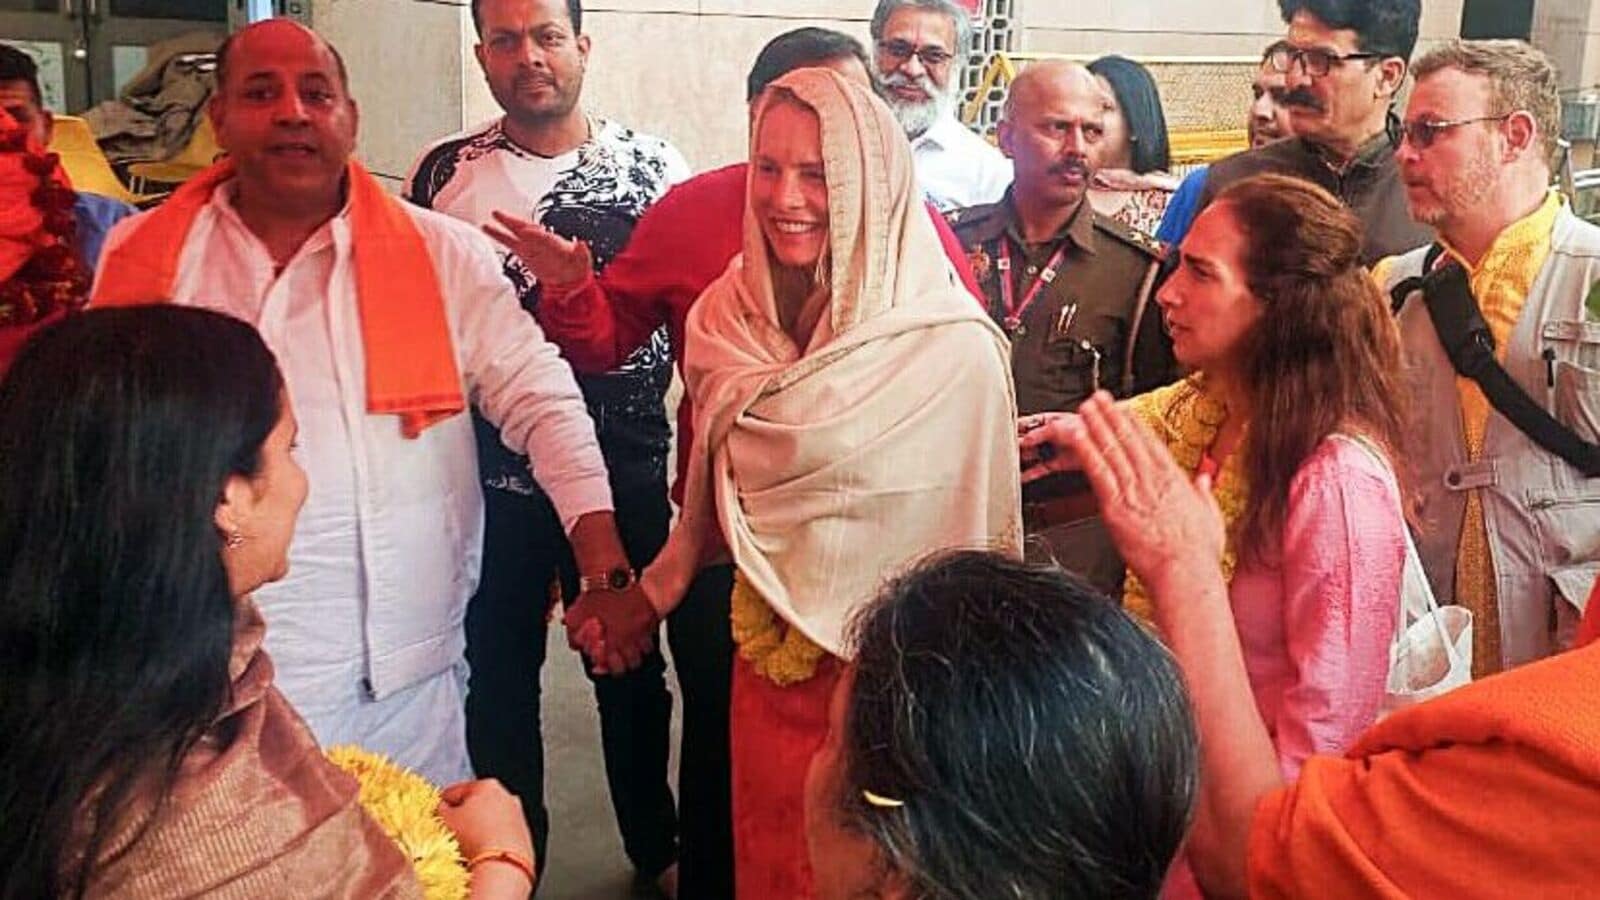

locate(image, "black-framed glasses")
[[1398, 114, 1514, 149], [1264, 42, 1382, 77], [876, 39, 955, 70]]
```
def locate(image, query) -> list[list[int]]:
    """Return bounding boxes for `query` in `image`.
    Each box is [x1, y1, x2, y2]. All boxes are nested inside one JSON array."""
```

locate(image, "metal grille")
[[963, 0, 1019, 138]]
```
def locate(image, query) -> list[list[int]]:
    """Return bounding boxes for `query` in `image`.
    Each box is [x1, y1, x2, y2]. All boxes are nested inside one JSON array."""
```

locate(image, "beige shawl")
[[641, 69, 1022, 658], [81, 600, 421, 898]]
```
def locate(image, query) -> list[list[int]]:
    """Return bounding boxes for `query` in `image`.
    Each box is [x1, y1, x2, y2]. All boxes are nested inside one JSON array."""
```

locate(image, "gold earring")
[[225, 531, 244, 549]]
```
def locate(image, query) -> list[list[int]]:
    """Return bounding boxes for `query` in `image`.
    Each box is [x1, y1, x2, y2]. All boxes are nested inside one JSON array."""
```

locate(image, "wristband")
[[468, 848, 535, 887]]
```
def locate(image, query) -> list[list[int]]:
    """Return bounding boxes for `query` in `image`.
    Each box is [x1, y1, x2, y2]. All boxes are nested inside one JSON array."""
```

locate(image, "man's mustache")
[[1050, 157, 1090, 178], [1274, 87, 1323, 112]]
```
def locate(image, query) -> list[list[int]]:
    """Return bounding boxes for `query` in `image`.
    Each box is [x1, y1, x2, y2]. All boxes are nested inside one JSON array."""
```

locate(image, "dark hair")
[[215, 22, 351, 91], [0, 306, 283, 899], [472, 0, 582, 39], [0, 43, 44, 107], [835, 551, 1198, 900], [1088, 55, 1172, 174], [747, 28, 869, 102], [1277, 0, 1421, 60], [1213, 173, 1408, 556]]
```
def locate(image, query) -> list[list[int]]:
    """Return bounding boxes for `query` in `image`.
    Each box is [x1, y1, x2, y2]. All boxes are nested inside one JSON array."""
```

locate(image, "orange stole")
[[1248, 576, 1600, 898], [92, 159, 464, 438]]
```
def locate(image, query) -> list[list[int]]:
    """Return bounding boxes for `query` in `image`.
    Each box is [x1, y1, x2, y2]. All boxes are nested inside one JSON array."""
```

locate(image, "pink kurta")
[[1230, 436, 1405, 779]]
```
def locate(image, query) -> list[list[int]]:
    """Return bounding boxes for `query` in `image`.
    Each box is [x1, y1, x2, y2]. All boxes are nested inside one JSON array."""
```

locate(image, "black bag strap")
[[1390, 248, 1600, 477]]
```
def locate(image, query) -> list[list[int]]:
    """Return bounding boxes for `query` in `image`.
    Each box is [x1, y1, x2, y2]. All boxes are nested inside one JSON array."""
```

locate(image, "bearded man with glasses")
[[1195, 0, 1428, 264], [1376, 39, 1600, 679], [869, 0, 1011, 211]]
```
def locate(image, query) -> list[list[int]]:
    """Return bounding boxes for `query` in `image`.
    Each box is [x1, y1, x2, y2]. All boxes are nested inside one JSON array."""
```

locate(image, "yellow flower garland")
[[326, 745, 471, 900], [1122, 376, 1249, 622], [730, 572, 828, 686]]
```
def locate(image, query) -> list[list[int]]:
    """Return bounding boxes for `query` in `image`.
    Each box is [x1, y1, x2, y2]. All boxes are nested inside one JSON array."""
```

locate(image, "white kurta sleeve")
[[431, 214, 614, 531]]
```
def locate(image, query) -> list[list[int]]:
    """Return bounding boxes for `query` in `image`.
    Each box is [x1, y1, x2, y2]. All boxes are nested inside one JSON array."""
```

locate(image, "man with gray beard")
[[870, 0, 1011, 210]]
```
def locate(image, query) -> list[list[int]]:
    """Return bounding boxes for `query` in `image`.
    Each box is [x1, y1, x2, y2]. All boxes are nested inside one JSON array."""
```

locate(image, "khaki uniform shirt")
[[947, 191, 1173, 416]]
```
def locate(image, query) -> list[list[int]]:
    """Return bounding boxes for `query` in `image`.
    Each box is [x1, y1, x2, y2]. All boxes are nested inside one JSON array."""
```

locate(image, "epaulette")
[[946, 201, 1006, 242], [1092, 213, 1165, 259]]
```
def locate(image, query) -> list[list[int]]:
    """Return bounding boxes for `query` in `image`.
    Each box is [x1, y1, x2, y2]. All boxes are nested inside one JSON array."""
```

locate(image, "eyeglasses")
[[1398, 114, 1513, 149], [876, 39, 955, 70], [1263, 42, 1382, 77]]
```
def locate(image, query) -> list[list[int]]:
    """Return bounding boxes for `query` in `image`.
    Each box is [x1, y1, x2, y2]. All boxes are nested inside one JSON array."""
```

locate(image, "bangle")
[[468, 848, 535, 887]]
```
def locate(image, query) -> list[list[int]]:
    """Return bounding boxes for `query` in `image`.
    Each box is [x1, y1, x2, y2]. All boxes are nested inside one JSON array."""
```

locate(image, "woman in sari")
[[1023, 174, 1408, 779], [0, 307, 532, 899], [621, 68, 1022, 897]]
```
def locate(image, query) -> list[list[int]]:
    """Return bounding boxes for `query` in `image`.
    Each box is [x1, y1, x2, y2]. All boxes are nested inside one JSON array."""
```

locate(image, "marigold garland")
[[1122, 376, 1248, 622], [326, 745, 470, 900], [730, 572, 827, 686], [0, 119, 89, 328]]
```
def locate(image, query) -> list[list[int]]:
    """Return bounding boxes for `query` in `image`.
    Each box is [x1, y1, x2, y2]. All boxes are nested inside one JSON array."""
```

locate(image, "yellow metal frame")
[[962, 51, 1257, 164], [48, 115, 155, 206]]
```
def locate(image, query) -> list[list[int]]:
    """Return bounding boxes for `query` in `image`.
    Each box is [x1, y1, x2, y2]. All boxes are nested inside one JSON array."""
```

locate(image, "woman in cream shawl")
[[636, 68, 1022, 896]]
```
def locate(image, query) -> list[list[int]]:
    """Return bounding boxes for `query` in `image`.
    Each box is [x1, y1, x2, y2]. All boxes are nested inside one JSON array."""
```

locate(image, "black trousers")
[[464, 483, 679, 887], [669, 563, 735, 899]]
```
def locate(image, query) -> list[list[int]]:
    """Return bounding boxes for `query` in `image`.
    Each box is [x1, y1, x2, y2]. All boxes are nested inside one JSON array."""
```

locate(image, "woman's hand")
[[1055, 392, 1225, 599], [438, 778, 534, 862], [482, 211, 593, 289], [1018, 411, 1082, 482]]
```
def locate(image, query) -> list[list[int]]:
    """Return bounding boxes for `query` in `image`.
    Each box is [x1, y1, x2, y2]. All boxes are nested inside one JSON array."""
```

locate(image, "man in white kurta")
[[93, 19, 650, 785]]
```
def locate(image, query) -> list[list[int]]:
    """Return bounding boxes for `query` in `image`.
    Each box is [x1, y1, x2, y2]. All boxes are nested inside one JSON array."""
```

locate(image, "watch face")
[[607, 568, 632, 590]]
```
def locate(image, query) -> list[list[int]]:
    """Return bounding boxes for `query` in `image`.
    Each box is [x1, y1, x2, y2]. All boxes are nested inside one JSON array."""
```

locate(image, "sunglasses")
[[876, 39, 955, 70], [1398, 114, 1512, 149], [1263, 42, 1381, 77]]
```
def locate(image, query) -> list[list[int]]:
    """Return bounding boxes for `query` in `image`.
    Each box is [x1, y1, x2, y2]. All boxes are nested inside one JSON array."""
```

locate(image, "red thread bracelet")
[[467, 848, 535, 887]]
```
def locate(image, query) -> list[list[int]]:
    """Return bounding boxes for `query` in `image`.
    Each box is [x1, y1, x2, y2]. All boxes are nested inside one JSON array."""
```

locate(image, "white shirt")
[[406, 117, 689, 494], [911, 112, 1013, 212], [95, 183, 611, 766]]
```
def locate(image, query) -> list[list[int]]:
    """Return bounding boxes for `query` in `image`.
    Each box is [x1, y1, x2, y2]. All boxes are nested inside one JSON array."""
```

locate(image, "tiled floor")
[[537, 625, 683, 900]]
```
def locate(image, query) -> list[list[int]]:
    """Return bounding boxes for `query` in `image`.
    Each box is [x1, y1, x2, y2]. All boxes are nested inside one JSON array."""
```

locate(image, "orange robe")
[[1247, 579, 1600, 898]]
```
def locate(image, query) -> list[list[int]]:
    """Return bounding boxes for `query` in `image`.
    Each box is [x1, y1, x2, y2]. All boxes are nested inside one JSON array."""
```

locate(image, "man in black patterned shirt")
[[405, 0, 688, 893]]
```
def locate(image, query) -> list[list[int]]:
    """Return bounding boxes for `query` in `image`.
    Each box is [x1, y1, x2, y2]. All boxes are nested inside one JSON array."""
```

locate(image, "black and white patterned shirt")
[[406, 117, 690, 497]]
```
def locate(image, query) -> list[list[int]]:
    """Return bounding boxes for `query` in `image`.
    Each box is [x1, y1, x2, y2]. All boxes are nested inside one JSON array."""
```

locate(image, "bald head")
[[216, 18, 348, 92], [997, 60, 1103, 213], [1003, 61, 1101, 123]]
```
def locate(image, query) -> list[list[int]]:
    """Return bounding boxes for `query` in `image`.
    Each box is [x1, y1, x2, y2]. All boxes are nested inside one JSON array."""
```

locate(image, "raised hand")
[[1055, 392, 1225, 599], [482, 211, 593, 288]]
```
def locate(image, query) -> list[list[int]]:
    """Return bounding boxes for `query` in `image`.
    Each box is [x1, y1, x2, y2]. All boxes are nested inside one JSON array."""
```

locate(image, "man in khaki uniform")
[[949, 61, 1175, 591]]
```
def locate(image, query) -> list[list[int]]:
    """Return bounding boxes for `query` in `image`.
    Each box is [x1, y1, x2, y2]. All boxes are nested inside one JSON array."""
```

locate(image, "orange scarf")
[[93, 159, 463, 438]]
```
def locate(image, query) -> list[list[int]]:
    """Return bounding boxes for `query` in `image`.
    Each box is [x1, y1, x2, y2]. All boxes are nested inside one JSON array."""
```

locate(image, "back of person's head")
[[1213, 173, 1406, 554], [869, 0, 973, 56], [1088, 55, 1172, 173], [0, 306, 282, 900], [1277, 0, 1420, 60], [831, 551, 1197, 899], [0, 43, 43, 106], [746, 27, 870, 102], [1413, 38, 1561, 164], [471, 0, 582, 38]]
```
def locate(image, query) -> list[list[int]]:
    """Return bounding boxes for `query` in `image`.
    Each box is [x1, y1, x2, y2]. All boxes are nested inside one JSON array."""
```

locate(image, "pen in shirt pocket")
[[1054, 302, 1078, 337]]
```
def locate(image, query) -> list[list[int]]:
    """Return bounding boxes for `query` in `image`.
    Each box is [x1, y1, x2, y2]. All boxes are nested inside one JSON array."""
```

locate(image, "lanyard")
[[998, 240, 1071, 332]]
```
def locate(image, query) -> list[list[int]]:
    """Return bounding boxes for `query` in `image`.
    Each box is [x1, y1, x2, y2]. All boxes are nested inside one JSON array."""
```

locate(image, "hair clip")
[[862, 789, 905, 809]]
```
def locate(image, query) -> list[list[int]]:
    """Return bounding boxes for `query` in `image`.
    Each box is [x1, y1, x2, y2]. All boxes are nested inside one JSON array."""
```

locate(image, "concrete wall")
[[313, 0, 1600, 189]]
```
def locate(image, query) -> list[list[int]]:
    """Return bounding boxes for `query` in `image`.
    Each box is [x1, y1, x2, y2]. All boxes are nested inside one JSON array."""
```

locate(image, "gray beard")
[[878, 78, 960, 140]]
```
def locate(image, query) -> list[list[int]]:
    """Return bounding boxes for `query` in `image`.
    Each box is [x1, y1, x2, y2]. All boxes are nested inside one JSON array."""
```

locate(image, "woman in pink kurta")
[[1024, 173, 1411, 776], [1023, 174, 1411, 897], [1229, 436, 1404, 777]]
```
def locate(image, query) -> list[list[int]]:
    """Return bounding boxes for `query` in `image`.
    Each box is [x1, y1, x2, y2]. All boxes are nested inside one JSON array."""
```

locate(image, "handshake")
[[564, 575, 661, 676]]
